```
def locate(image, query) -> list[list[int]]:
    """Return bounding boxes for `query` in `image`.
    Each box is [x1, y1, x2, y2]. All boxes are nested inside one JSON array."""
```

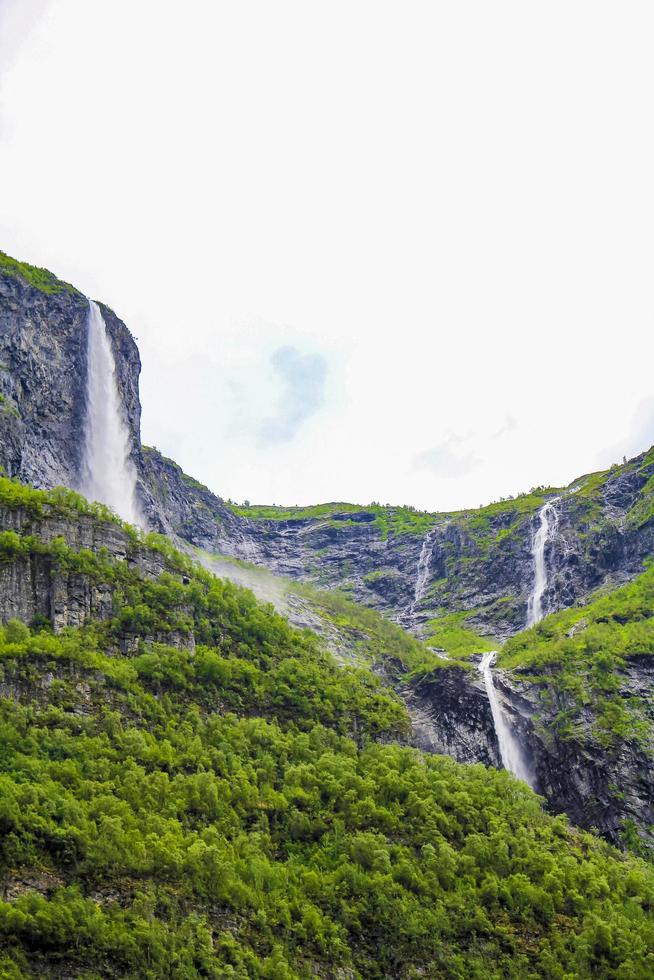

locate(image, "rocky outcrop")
[[2, 261, 653, 640], [139, 453, 654, 641], [400, 663, 501, 767], [405, 656, 654, 852], [514, 656, 654, 850], [139, 445, 237, 544], [0, 269, 149, 505], [2, 255, 654, 853], [0, 272, 89, 487], [0, 502, 172, 635]]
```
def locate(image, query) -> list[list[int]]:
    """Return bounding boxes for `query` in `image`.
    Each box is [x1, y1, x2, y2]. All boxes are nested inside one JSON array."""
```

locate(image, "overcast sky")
[[1, 1, 653, 511]]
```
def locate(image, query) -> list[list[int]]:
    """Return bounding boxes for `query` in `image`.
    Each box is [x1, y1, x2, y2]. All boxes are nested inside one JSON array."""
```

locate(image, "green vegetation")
[[0, 251, 80, 297], [291, 580, 452, 676], [0, 487, 652, 974], [1, 622, 654, 977], [447, 490, 552, 553], [229, 501, 368, 521], [627, 447, 654, 530], [423, 611, 496, 660], [228, 499, 439, 539], [0, 476, 127, 525], [362, 568, 402, 584], [499, 565, 654, 747]]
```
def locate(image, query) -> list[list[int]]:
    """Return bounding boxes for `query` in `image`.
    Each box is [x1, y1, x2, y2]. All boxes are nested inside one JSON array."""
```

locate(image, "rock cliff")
[[2, 255, 653, 641], [2, 251, 654, 853], [402, 655, 654, 851]]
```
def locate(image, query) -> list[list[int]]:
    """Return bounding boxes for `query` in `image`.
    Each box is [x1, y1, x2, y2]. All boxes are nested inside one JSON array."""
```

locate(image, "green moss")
[[0, 250, 80, 297]]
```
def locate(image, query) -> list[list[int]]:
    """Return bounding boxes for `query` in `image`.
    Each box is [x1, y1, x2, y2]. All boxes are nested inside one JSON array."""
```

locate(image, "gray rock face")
[[2, 266, 653, 641], [0, 503, 167, 633], [138, 452, 654, 643], [400, 663, 501, 768], [405, 657, 654, 851], [0, 274, 89, 487], [2, 261, 654, 851], [0, 272, 149, 510]]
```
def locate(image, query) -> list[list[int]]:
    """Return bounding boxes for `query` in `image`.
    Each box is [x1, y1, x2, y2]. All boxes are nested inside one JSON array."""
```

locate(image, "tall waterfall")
[[410, 528, 436, 617], [526, 499, 559, 627], [478, 652, 533, 786], [79, 300, 141, 525]]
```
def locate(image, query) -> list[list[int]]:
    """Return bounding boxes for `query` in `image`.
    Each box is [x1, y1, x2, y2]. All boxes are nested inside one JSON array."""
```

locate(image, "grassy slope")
[[0, 480, 653, 976], [0, 251, 79, 297], [190, 547, 461, 674], [228, 448, 654, 546], [499, 563, 654, 749]]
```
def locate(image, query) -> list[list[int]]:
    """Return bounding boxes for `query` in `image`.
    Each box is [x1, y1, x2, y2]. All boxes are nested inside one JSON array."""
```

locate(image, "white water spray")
[[79, 300, 141, 525], [410, 528, 436, 617], [526, 499, 559, 626], [478, 651, 533, 786]]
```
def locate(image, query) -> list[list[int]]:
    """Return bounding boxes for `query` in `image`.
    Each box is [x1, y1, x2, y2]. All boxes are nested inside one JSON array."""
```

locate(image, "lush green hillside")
[[0, 480, 652, 977], [229, 448, 654, 540], [0, 250, 78, 297], [500, 562, 654, 748]]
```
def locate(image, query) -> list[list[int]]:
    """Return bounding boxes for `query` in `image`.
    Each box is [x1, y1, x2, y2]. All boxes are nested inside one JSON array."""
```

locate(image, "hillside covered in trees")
[[0, 479, 653, 977]]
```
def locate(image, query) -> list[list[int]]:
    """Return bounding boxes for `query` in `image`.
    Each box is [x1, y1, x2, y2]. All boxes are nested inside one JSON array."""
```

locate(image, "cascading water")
[[410, 528, 436, 618], [478, 651, 533, 786], [526, 499, 559, 626], [79, 300, 141, 525]]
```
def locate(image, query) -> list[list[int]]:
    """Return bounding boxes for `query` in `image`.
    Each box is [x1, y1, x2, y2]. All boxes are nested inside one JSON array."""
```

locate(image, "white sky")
[[1, 0, 653, 511]]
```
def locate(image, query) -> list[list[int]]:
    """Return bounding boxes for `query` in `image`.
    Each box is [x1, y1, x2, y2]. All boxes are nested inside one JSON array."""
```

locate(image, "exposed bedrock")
[[402, 658, 654, 850]]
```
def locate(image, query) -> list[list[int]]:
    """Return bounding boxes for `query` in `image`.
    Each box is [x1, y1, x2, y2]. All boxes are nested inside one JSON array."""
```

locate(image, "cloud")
[[596, 397, 654, 467], [0, 0, 50, 79], [414, 437, 481, 478], [257, 345, 327, 445], [490, 415, 518, 440]]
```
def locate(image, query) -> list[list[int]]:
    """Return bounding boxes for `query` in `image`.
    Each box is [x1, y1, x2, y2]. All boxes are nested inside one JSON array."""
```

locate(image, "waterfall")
[[79, 300, 141, 525], [478, 651, 533, 786], [526, 499, 559, 627], [410, 528, 436, 617]]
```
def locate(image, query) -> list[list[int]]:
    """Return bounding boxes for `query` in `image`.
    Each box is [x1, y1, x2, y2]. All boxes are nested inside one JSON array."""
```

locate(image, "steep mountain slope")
[[223, 451, 654, 638], [404, 564, 654, 851], [2, 249, 653, 644], [0, 477, 654, 978], [3, 248, 654, 855]]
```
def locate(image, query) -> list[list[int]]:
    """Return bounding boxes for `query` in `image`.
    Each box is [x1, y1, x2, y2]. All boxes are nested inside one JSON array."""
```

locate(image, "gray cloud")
[[258, 345, 327, 445], [414, 439, 481, 478]]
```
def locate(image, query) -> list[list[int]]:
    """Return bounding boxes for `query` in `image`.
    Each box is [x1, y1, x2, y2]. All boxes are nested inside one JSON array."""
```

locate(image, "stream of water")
[[410, 528, 436, 618], [478, 651, 533, 785], [79, 300, 141, 525], [526, 499, 559, 626]]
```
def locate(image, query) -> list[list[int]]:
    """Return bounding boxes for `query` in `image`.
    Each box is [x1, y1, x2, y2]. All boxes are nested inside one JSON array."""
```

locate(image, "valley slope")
[[0, 477, 653, 977], [2, 250, 654, 856]]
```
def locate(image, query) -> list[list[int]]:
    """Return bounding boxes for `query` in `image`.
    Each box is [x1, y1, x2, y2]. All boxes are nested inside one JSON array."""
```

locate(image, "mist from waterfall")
[[526, 499, 559, 627], [79, 300, 141, 525], [410, 528, 436, 617], [478, 652, 533, 786]]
